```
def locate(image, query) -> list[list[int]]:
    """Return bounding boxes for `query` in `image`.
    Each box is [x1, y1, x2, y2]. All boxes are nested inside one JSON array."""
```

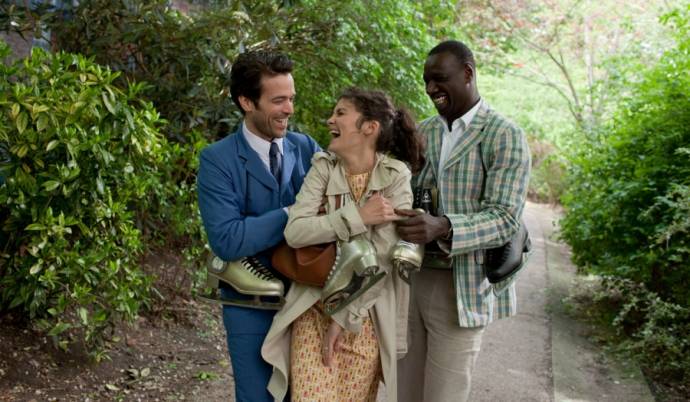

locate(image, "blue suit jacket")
[[197, 126, 321, 269]]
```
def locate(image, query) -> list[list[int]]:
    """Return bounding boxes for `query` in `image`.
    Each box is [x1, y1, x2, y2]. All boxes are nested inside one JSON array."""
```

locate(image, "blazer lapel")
[[442, 103, 491, 172], [425, 116, 445, 181], [237, 128, 279, 191], [280, 138, 296, 192]]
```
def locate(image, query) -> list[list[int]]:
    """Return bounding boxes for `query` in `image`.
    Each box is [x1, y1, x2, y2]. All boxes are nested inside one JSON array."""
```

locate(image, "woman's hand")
[[358, 192, 399, 226], [322, 319, 345, 367]]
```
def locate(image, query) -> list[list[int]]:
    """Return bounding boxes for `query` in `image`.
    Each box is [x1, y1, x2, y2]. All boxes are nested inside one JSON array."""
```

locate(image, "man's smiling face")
[[423, 51, 474, 123], [241, 73, 295, 141]]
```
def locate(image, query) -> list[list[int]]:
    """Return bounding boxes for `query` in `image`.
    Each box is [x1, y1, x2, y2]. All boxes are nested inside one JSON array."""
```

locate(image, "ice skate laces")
[[242, 257, 273, 280]]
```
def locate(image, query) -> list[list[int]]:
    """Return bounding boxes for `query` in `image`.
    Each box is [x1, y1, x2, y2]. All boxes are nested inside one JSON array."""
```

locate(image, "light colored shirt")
[[242, 122, 284, 172], [438, 99, 482, 174]]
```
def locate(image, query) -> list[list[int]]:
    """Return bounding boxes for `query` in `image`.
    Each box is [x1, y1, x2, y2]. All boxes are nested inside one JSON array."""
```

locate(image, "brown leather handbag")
[[271, 195, 342, 287], [271, 242, 336, 287]]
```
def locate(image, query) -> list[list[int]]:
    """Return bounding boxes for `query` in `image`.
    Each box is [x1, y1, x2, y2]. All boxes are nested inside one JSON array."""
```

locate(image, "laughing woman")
[[261, 88, 425, 401]]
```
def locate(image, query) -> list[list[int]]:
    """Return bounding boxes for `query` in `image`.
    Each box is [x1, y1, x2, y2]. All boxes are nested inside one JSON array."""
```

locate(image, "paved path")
[[208, 202, 655, 401], [470, 202, 653, 402], [469, 201, 553, 401]]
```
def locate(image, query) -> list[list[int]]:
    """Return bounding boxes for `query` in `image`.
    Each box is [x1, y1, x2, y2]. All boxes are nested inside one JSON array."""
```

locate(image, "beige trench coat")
[[261, 151, 412, 402]]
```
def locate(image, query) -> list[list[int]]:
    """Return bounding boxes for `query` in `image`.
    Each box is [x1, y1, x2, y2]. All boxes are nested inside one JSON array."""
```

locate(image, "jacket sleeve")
[[284, 154, 368, 247], [332, 166, 413, 333], [446, 121, 531, 256], [197, 148, 288, 261]]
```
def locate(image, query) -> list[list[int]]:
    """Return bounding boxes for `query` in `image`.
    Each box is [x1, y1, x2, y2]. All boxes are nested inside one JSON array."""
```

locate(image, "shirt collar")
[[242, 121, 284, 155], [442, 98, 483, 132]]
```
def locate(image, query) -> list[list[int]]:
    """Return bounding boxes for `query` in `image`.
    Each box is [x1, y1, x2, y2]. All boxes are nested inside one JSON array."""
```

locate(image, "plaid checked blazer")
[[414, 101, 531, 327]]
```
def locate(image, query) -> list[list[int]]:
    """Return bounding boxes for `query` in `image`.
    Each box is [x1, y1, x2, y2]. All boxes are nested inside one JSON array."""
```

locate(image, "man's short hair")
[[428, 40, 475, 66], [230, 50, 293, 113]]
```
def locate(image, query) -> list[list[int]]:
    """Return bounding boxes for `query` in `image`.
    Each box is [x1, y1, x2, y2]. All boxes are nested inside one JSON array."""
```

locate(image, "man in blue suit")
[[197, 50, 320, 402]]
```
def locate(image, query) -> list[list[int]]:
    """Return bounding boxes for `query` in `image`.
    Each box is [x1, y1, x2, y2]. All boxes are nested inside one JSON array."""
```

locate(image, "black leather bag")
[[484, 221, 531, 284], [475, 140, 531, 284]]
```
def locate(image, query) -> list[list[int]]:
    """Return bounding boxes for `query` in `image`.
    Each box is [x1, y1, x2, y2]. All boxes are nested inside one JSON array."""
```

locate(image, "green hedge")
[[560, 6, 690, 383], [561, 7, 690, 306], [0, 42, 169, 358]]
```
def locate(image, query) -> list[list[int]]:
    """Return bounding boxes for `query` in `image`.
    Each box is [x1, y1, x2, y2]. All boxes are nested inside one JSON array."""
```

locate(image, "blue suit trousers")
[[220, 287, 279, 402]]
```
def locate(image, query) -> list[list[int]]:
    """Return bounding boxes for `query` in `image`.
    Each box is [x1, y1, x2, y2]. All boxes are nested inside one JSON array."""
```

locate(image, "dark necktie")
[[269, 141, 281, 181]]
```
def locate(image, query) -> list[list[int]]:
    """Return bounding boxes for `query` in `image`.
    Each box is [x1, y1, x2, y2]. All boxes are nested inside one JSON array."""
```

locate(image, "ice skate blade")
[[322, 271, 386, 315], [207, 271, 284, 297], [394, 260, 418, 285], [198, 292, 285, 310]]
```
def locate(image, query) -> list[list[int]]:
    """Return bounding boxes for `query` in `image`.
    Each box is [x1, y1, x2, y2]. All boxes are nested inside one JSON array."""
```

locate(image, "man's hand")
[[358, 192, 399, 226], [322, 319, 345, 367], [394, 208, 451, 244]]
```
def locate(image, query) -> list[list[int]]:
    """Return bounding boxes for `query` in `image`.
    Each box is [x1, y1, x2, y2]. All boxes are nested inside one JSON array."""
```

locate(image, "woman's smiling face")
[[326, 98, 368, 156]]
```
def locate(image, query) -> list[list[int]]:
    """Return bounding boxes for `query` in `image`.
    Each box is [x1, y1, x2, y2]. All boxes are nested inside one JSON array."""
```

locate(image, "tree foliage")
[[559, 9, 690, 383], [8, 0, 461, 146], [459, 0, 675, 206], [561, 5, 690, 305], [459, 0, 672, 134], [280, 0, 456, 143], [0, 42, 170, 358], [51, 0, 245, 143]]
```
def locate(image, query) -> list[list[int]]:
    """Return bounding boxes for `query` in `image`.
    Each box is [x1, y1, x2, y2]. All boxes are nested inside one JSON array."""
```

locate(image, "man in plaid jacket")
[[395, 40, 531, 402]]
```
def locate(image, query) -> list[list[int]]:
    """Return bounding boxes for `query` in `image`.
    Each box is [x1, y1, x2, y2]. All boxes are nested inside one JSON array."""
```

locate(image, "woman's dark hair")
[[230, 50, 293, 114], [339, 87, 425, 174]]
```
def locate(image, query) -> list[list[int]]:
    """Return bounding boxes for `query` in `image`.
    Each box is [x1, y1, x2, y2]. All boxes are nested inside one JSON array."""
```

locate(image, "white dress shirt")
[[242, 122, 284, 173], [438, 99, 482, 175]]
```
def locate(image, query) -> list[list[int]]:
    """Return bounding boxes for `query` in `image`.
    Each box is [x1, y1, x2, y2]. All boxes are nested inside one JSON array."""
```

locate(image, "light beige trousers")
[[397, 268, 485, 402]]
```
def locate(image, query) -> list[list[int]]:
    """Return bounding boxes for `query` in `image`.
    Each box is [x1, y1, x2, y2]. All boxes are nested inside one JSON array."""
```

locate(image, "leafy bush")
[[596, 278, 689, 384], [560, 6, 690, 306], [559, 5, 690, 387], [0, 42, 169, 358]]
